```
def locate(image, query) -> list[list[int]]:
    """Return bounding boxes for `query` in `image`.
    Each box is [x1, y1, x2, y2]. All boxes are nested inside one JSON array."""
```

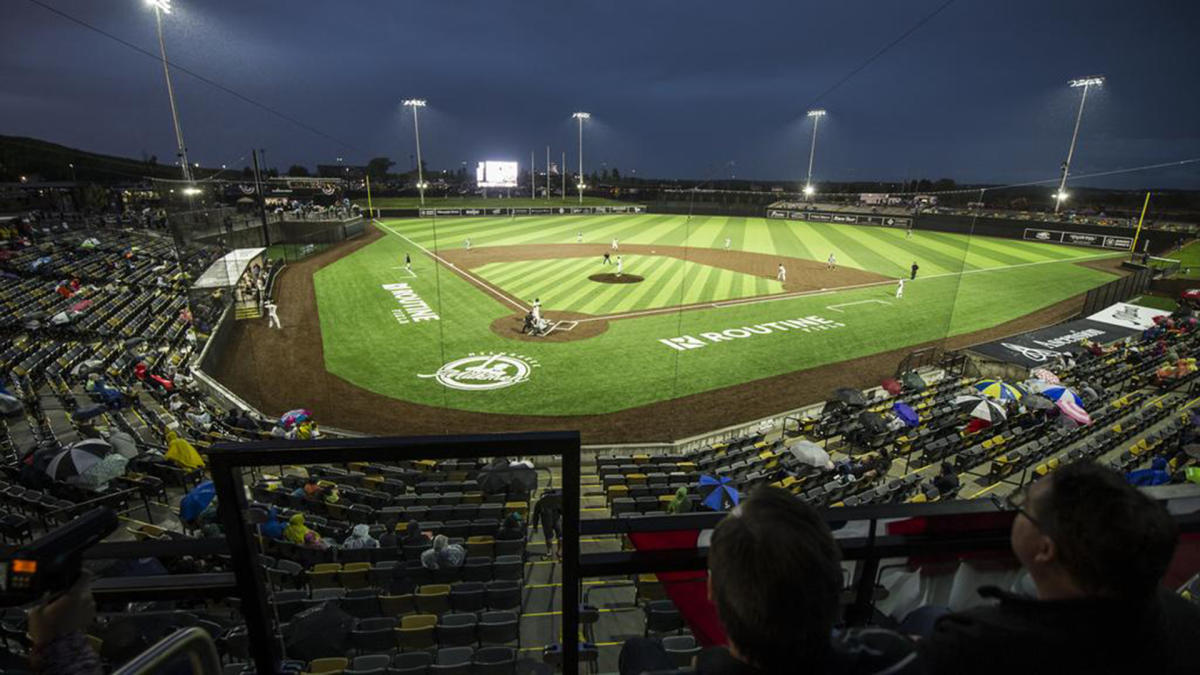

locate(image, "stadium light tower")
[[144, 0, 192, 185], [804, 109, 826, 199], [404, 99, 428, 205], [572, 112, 590, 204], [1054, 76, 1104, 213]]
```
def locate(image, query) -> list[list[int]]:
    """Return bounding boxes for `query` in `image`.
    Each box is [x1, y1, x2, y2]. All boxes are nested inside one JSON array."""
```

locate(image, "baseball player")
[[405, 252, 412, 272], [896, 278, 905, 299], [616, 255, 623, 276], [531, 298, 542, 322], [464, 238, 471, 251], [264, 301, 281, 329], [777, 263, 786, 282], [724, 237, 731, 250], [611, 238, 619, 250], [577, 232, 583, 244], [602, 252, 612, 265], [906, 223, 913, 239], [910, 261, 919, 280], [827, 253, 837, 270]]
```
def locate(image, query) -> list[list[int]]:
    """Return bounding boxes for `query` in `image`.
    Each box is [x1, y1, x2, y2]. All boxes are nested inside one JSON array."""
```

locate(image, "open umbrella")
[[107, 431, 139, 459], [180, 480, 217, 523], [974, 379, 1023, 401], [832, 387, 868, 408], [1030, 368, 1060, 384], [476, 459, 538, 495], [787, 440, 833, 469], [0, 390, 22, 416], [880, 378, 903, 396], [954, 395, 1008, 423], [70, 438, 112, 458], [1039, 386, 1091, 425], [901, 371, 927, 392], [857, 410, 890, 435], [892, 402, 919, 427], [280, 408, 313, 428], [44, 446, 105, 481], [698, 475, 740, 511], [77, 453, 127, 489], [71, 299, 93, 312], [1023, 395, 1055, 411]]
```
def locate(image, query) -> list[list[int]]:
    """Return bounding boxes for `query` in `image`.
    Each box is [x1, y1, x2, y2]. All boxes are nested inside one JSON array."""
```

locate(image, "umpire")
[[910, 261, 920, 280]]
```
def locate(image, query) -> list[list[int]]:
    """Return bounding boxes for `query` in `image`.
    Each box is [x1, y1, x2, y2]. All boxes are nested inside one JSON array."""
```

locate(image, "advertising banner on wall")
[[968, 318, 1140, 368], [1022, 228, 1133, 251], [419, 205, 644, 217], [765, 209, 911, 228]]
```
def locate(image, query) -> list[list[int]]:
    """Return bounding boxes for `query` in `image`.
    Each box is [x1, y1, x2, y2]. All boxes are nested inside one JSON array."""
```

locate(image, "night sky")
[[2, 0, 1198, 188]]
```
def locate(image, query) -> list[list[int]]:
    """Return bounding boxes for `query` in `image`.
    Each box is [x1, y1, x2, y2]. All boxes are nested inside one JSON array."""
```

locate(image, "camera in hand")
[[0, 507, 117, 606]]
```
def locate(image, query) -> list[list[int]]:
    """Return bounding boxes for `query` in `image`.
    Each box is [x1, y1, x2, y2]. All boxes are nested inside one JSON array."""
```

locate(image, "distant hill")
[[0, 135, 225, 183]]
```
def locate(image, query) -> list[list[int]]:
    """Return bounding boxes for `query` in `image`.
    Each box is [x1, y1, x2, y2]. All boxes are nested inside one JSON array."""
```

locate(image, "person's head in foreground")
[[708, 485, 842, 672], [1010, 460, 1177, 601]]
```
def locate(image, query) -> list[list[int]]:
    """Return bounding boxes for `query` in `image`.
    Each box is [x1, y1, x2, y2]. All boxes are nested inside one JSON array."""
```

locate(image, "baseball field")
[[276, 213, 1123, 426]]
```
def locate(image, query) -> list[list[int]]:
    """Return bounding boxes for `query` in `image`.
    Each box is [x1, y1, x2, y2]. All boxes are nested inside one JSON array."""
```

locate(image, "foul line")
[[575, 251, 1119, 323], [827, 299, 892, 312], [374, 219, 528, 313]]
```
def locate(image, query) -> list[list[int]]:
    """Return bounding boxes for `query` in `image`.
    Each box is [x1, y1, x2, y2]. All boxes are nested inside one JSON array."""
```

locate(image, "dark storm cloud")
[[2, 0, 1198, 187]]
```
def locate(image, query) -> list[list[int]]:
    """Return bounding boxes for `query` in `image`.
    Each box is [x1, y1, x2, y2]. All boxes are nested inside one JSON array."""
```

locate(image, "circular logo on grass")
[[418, 352, 539, 391]]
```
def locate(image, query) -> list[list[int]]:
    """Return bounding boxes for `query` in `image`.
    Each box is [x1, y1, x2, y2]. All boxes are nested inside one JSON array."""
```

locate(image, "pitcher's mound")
[[589, 273, 644, 284]]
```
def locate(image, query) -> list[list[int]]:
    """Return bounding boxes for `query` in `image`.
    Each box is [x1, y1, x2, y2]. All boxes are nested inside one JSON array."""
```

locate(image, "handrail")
[[112, 626, 222, 675]]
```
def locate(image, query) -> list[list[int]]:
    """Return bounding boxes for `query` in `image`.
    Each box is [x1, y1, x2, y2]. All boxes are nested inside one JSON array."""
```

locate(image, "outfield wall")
[[373, 204, 646, 219]]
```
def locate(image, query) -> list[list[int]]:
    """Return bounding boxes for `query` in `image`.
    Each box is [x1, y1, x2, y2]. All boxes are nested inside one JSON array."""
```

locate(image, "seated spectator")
[[291, 477, 323, 499], [495, 512, 526, 541], [666, 486, 693, 514], [323, 486, 340, 504], [917, 462, 1200, 674], [163, 430, 204, 470], [342, 524, 380, 550], [378, 529, 398, 548], [931, 463, 960, 497], [402, 519, 430, 547], [259, 506, 285, 540], [283, 514, 328, 550], [420, 534, 465, 570], [184, 405, 212, 431], [619, 486, 917, 674]]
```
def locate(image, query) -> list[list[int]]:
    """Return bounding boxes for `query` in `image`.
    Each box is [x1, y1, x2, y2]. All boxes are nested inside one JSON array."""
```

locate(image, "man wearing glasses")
[[917, 461, 1200, 674]]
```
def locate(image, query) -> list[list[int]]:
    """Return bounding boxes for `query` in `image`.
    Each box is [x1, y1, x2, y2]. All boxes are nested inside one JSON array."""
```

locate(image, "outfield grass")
[[312, 216, 1120, 416], [1170, 241, 1200, 278], [357, 196, 627, 209], [473, 256, 782, 314]]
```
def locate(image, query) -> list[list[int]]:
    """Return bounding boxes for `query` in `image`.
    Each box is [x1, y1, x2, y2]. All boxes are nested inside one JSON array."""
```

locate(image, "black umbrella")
[[476, 459, 538, 495], [857, 410, 889, 435], [901, 371, 927, 392], [833, 387, 868, 408], [283, 600, 355, 661]]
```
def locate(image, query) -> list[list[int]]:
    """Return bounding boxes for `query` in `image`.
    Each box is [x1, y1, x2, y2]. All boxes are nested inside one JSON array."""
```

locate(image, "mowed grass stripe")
[[961, 236, 1069, 265], [695, 257, 728, 301], [483, 258, 580, 297], [812, 223, 912, 276], [898, 231, 979, 273], [766, 219, 815, 262], [576, 257, 666, 314], [713, 217, 746, 250], [851, 226, 970, 276], [594, 256, 680, 313], [956, 236, 1043, 267], [556, 257, 649, 313], [680, 264, 718, 305], [480, 214, 628, 247]]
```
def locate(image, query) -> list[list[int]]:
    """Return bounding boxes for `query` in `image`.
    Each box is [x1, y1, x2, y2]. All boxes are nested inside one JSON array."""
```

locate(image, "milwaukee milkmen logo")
[[382, 283, 439, 325], [659, 315, 845, 351], [418, 352, 540, 391]]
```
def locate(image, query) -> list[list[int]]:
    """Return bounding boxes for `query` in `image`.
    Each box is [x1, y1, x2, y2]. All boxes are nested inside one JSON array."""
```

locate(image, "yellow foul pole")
[[366, 174, 374, 217], [1130, 191, 1151, 259]]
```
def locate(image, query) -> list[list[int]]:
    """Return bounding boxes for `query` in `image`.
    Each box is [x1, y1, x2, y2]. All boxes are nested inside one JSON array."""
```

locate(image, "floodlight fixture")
[[145, 0, 171, 13], [404, 99, 428, 204], [145, 0, 191, 183], [572, 111, 591, 120], [403, 99, 427, 108], [807, 109, 827, 118], [1055, 191, 1068, 202], [804, 110, 826, 197], [1069, 76, 1104, 88], [181, 186, 202, 195], [803, 185, 815, 196]]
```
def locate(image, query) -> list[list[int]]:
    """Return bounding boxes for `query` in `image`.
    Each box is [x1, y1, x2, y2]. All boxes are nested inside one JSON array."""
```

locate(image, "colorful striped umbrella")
[[1030, 368, 1060, 384], [954, 395, 1008, 423], [1038, 386, 1091, 425], [974, 379, 1023, 401]]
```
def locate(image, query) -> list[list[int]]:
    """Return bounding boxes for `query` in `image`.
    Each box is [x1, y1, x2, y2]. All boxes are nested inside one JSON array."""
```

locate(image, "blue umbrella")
[[699, 475, 740, 511], [892, 402, 919, 427], [180, 480, 216, 523]]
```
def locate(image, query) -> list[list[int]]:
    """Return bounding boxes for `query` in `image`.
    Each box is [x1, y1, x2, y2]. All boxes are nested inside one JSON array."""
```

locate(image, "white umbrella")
[[106, 432, 139, 459], [953, 395, 1008, 423], [788, 440, 834, 469]]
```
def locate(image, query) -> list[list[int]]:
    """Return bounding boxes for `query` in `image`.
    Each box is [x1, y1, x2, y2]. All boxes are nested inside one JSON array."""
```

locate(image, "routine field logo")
[[418, 352, 539, 391]]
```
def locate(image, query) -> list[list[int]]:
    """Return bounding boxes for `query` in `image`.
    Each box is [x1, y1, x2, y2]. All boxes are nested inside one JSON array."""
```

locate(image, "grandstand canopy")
[[192, 247, 266, 289]]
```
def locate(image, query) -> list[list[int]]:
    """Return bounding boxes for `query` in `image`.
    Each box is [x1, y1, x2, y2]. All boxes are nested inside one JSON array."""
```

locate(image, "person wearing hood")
[[402, 519, 430, 547], [283, 513, 327, 549], [164, 429, 204, 470], [420, 534, 465, 570], [667, 486, 693, 514], [259, 506, 285, 540], [496, 512, 526, 541], [342, 524, 380, 550], [1127, 457, 1172, 487]]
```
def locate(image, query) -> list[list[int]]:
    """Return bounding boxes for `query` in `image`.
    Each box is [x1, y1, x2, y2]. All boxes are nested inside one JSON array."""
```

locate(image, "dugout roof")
[[192, 247, 266, 290]]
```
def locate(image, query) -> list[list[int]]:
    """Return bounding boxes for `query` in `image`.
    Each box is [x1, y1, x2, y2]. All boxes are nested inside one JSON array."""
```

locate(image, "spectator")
[[291, 477, 322, 499], [420, 534, 465, 570], [163, 430, 204, 470], [932, 463, 960, 497], [342, 524, 380, 550], [495, 512, 526, 541], [917, 462, 1200, 674], [283, 514, 327, 550], [27, 572, 101, 675], [532, 489, 563, 560], [378, 528, 398, 548], [185, 405, 212, 431], [402, 519, 430, 547], [619, 486, 917, 674], [666, 486, 693, 514], [259, 506, 285, 540]]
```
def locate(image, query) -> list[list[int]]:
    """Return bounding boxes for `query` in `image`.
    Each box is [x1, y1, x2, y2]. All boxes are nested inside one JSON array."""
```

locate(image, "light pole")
[[1055, 76, 1104, 213], [145, 0, 192, 185], [804, 109, 826, 199], [404, 99, 428, 206], [572, 112, 590, 204]]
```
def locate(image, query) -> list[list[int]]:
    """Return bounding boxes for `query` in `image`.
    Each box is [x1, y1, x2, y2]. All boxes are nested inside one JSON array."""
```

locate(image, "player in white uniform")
[[577, 232, 583, 244], [531, 298, 542, 322], [616, 256, 624, 276], [896, 278, 905, 299], [611, 238, 619, 250], [827, 253, 837, 270], [264, 302, 281, 329], [464, 239, 471, 251], [724, 237, 731, 250], [777, 264, 786, 282]]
